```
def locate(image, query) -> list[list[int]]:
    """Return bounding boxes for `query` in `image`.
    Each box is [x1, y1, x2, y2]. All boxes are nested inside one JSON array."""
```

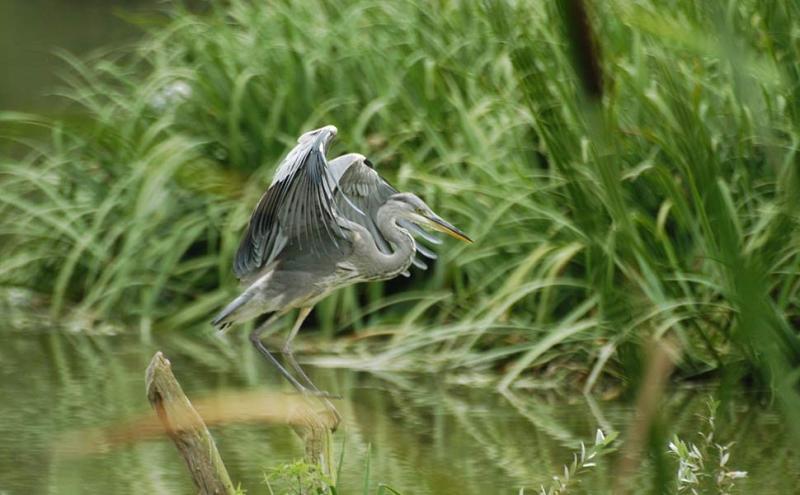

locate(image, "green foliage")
[[2, 0, 800, 394], [539, 429, 618, 495], [263, 446, 403, 495], [265, 459, 335, 495], [668, 399, 748, 494]]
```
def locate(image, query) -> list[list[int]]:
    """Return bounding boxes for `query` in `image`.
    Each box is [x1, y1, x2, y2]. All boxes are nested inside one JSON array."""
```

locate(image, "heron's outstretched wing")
[[329, 154, 439, 273], [233, 126, 344, 279]]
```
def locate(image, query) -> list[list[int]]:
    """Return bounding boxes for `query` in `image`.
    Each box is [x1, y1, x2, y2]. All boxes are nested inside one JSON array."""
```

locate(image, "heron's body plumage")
[[213, 127, 439, 329], [211, 125, 470, 399]]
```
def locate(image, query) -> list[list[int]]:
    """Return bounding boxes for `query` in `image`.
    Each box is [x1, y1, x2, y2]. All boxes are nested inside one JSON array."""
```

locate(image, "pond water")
[[1, 328, 798, 494]]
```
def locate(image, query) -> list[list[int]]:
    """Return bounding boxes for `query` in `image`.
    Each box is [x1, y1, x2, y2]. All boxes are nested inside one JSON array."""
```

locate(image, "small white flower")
[[149, 80, 193, 110], [595, 429, 605, 444]]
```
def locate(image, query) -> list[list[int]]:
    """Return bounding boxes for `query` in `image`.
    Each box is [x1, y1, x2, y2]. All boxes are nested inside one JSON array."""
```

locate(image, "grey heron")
[[212, 125, 471, 395]]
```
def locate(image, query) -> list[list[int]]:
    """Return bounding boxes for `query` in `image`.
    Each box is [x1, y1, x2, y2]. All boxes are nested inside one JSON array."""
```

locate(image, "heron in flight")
[[212, 125, 471, 395]]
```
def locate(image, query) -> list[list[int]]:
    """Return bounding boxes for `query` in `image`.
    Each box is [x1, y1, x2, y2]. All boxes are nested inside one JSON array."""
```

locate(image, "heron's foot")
[[309, 396, 341, 431], [290, 388, 342, 431], [322, 403, 342, 432], [288, 388, 342, 400], [280, 349, 337, 398]]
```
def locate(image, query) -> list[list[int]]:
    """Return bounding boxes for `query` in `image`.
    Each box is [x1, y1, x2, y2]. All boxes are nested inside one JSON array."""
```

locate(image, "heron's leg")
[[282, 307, 323, 393], [249, 313, 309, 393], [282, 307, 341, 426], [283, 307, 312, 354]]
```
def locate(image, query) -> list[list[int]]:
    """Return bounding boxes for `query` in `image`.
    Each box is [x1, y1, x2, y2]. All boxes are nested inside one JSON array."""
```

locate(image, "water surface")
[[0, 329, 798, 494]]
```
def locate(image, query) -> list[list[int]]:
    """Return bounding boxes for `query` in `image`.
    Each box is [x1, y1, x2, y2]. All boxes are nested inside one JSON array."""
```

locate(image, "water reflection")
[[0, 329, 797, 494]]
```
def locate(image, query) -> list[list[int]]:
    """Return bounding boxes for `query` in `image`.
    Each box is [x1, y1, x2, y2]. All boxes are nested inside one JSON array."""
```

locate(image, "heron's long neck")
[[375, 205, 415, 276]]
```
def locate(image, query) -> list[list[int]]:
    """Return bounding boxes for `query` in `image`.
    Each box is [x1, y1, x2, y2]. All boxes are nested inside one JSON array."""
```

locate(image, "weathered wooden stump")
[[146, 352, 236, 495], [145, 351, 338, 494]]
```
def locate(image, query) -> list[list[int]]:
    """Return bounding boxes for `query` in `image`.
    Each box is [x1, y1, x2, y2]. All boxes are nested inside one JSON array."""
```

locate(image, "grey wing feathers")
[[233, 138, 343, 279], [331, 156, 397, 256], [330, 155, 438, 272]]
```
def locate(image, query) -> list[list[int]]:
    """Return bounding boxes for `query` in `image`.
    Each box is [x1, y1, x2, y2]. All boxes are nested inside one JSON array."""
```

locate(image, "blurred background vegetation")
[[2, 0, 800, 493], [4, 0, 800, 391]]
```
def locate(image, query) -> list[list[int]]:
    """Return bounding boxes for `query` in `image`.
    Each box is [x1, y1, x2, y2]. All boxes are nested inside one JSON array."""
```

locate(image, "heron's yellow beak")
[[423, 213, 473, 243]]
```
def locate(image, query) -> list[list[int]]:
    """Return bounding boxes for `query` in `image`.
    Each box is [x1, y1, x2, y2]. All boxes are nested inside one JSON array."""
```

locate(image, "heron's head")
[[298, 125, 338, 154], [388, 193, 472, 243]]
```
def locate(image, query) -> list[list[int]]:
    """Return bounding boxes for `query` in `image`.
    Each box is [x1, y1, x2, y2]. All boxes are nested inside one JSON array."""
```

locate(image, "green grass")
[[2, 0, 800, 401]]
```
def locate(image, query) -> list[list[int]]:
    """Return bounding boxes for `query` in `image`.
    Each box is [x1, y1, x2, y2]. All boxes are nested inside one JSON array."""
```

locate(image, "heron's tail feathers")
[[211, 291, 256, 331]]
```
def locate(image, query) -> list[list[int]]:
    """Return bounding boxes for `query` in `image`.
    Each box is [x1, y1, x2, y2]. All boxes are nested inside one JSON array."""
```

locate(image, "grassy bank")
[[1, 0, 800, 395]]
